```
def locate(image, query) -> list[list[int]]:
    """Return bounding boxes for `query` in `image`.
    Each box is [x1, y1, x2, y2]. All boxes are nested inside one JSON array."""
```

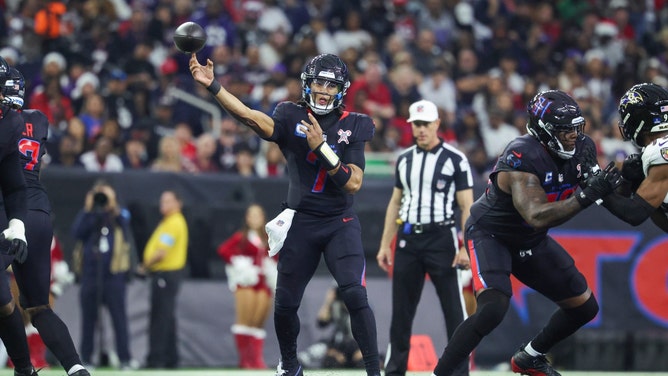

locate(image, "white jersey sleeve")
[[642, 134, 668, 207]]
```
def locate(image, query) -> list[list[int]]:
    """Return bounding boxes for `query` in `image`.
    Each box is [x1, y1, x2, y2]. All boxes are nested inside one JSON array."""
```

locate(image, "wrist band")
[[575, 191, 593, 208], [314, 141, 340, 170], [207, 80, 222, 95], [329, 163, 352, 187]]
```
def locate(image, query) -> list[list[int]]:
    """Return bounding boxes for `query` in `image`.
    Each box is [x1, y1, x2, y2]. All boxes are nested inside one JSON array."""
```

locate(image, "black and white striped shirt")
[[394, 141, 473, 225]]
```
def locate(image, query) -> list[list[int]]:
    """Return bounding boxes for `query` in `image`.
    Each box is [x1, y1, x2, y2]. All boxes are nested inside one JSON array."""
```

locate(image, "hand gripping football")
[[173, 22, 207, 54]]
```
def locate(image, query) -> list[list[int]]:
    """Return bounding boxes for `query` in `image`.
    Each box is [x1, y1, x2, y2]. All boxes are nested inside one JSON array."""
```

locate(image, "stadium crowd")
[[1, 0, 667, 178]]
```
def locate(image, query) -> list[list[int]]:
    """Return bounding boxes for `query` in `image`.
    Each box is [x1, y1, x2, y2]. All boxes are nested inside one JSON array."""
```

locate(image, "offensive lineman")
[[190, 53, 381, 376], [431, 90, 621, 376], [0, 58, 35, 376], [0, 67, 90, 376]]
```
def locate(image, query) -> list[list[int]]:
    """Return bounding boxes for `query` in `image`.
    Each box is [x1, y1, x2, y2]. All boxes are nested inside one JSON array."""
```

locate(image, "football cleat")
[[511, 346, 561, 376]]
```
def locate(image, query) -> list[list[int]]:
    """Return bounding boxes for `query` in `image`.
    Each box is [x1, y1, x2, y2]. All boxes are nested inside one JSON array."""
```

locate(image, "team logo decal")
[[506, 153, 521, 168], [619, 91, 643, 110], [661, 147, 668, 161], [294, 123, 306, 138], [337, 129, 351, 144]]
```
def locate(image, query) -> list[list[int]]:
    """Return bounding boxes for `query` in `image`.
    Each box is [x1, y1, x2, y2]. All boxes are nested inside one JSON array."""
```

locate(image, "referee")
[[377, 99, 474, 376]]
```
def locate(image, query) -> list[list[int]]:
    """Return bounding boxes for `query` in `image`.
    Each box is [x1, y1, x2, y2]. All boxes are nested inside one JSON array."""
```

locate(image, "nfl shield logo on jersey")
[[661, 147, 668, 161]]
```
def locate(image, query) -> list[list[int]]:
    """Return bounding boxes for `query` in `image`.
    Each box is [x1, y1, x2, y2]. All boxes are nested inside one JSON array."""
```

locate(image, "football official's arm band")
[[329, 163, 352, 187], [314, 141, 340, 170], [207, 80, 222, 95], [602, 194, 656, 226]]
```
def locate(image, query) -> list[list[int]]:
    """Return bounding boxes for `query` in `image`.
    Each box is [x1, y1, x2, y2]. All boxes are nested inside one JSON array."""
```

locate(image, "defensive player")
[[596, 83, 668, 231], [1, 67, 90, 376], [431, 90, 621, 376], [0, 56, 37, 376], [190, 53, 381, 376]]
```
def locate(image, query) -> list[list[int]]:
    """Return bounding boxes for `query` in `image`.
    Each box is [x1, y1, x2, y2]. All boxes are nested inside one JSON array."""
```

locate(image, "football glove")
[[621, 153, 644, 191], [0, 219, 27, 263], [576, 162, 622, 207]]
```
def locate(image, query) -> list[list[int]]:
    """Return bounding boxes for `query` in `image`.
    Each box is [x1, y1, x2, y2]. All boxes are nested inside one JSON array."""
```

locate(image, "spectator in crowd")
[[121, 139, 149, 170], [377, 99, 473, 376], [217, 203, 276, 369], [187, 133, 219, 173], [27, 76, 74, 132], [102, 68, 136, 133], [345, 52, 395, 124], [214, 118, 241, 172], [137, 190, 189, 369], [256, 141, 287, 178], [151, 135, 184, 173], [79, 136, 124, 172], [71, 180, 135, 370], [232, 142, 258, 177]]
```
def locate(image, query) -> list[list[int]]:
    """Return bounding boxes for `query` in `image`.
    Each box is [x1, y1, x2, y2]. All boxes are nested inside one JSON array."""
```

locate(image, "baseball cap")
[[407, 100, 439, 123]]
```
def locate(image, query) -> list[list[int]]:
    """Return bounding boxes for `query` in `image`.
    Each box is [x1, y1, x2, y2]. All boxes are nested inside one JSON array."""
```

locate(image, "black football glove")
[[579, 140, 600, 182], [621, 153, 644, 191], [576, 161, 622, 208], [0, 219, 28, 263]]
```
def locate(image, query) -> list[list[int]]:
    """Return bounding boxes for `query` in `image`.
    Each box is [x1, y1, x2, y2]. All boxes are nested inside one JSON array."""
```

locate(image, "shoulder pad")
[[641, 135, 668, 176]]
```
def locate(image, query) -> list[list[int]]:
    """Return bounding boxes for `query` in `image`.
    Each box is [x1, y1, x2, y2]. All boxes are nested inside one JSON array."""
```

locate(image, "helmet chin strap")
[[553, 138, 576, 160]]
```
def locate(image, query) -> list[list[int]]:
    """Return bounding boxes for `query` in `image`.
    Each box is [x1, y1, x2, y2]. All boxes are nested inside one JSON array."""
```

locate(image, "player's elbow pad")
[[603, 193, 656, 226]]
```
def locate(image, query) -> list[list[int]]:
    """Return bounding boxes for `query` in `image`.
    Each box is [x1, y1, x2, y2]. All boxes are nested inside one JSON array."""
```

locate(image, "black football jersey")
[[18, 109, 51, 212], [470, 134, 596, 248], [266, 102, 375, 216], [0, 108, 27, 221]]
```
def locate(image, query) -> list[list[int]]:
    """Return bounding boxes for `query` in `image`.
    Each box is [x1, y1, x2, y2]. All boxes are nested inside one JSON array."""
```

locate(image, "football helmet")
[[618, 82, 668, 147], [2, 67, 25, 109], [300, 54, 350, 115], [526, 89, 586, 159], [0, 56, 9, 89]]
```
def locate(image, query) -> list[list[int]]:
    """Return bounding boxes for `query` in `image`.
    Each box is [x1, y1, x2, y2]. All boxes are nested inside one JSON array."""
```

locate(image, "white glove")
[[51, 260, 75, 296], [1, 219, 27, 263], [262, 257, 278, 291], [225, 255, 260, 292]]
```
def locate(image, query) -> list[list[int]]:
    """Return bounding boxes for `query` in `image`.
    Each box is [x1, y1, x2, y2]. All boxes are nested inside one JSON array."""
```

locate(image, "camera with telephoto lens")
[[92, 191, 109, 210]]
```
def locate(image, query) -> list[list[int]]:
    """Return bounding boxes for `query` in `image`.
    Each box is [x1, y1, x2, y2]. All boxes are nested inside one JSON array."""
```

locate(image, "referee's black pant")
[[385, 226, 469, 376]]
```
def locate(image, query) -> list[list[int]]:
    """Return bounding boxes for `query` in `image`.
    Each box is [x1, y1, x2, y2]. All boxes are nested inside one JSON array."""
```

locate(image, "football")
[[173, 22, 207, 54]]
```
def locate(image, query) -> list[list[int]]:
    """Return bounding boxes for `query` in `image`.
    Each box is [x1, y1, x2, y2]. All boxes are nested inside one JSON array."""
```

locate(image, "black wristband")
[[207, 80, 222, 95], [575, 191, 593, 208], [329, 163, 352, 187]]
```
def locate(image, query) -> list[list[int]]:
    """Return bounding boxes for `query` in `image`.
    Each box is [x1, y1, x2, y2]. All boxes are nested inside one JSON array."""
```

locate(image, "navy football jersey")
[[18, 109, 51, 212], [266, 102, 375, 216], [0, 108, 27, 221], [470, 134, 596, 248]]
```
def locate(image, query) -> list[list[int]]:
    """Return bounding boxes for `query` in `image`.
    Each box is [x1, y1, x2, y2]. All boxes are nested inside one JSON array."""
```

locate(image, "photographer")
[[70, 180, 135, 370]]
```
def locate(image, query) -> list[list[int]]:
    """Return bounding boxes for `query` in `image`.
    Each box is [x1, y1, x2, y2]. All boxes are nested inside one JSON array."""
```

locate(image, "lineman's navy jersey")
[[0, 108, 27, 222], [470, 134, 595, 248], [18, 109, 51, 212], [266, 102, 374, 216]]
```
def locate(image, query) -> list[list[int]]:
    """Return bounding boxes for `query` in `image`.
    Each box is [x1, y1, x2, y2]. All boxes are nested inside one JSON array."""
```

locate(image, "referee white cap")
[[407, 99, 439, 123]]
